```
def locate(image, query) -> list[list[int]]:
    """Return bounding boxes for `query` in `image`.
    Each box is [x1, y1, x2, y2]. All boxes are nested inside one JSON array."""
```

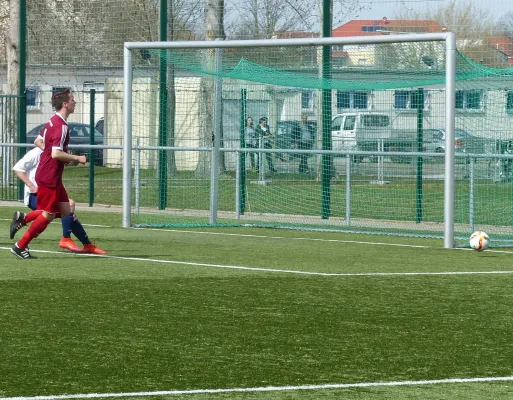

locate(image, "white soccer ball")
[[469, 231, 490, 251]]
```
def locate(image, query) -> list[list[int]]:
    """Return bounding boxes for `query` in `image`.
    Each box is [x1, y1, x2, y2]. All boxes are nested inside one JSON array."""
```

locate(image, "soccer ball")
[[469, 231, 490, 251]]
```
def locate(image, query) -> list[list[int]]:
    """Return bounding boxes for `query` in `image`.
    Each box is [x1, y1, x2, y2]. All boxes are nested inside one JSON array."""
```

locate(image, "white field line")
[[134, 227, 513, 253], [1, 218, 512, 251], [1, 376, 513, 400], [1, 246, 513, 276], [0, 219, 429, 248], [134, 227, 431, 248]]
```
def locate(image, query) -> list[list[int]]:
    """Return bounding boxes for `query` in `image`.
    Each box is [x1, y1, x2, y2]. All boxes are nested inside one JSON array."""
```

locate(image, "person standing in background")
[[255, 116, 277, 173], [244, 116, 258, 172], [296, 114, 315, 174]]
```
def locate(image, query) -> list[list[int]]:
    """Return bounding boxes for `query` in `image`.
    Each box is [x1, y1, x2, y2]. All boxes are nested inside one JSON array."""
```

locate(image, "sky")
[[351, 0, 513, 22]]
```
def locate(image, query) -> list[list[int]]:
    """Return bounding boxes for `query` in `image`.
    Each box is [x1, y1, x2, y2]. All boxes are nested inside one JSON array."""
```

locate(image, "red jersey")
[[35, 113, 70, 188]]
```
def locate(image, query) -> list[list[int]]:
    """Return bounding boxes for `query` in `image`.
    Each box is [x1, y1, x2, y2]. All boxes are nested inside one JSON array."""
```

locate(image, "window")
[[361, 115, 390, 128], [52, 86, 69, 96], [354, 92, 368, 108], [332, 56, 347, 68], [337, 92, 350, 109], [343, 116, 356, 130], [336, 91, 369, 109], [361, 26, 381, 32], [395, 91, 408, 109], [394, 90, 425, 110], [301, 91, 312, 109], [507, 91, 513, 114], [455, 90, 483, 110], [331, 116, 343, 130], [26, 87, 39, 108]]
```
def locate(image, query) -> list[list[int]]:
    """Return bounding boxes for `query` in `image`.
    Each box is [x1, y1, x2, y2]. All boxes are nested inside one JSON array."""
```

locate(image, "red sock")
[[18, 214, 52, 248], [25, 210, 43, 224]]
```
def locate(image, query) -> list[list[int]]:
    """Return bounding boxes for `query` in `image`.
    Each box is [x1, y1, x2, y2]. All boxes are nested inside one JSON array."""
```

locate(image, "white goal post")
[[122, 33, 457, 247]]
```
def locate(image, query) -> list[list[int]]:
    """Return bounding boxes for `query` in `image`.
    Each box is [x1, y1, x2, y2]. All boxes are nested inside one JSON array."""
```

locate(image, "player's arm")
[[48, 125, 86, 164], [13, 170, 37, 193], [13, 150, 39, 193], [51, 148, 86, 164]]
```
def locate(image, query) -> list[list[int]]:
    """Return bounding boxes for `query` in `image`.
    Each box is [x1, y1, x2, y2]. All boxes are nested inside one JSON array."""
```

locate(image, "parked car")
[[26, 122, 104, 166], [423, 128, 487, 157], [388, 128, 489, 163], [275, 120, 317, 161], [331, 112, 391, 162]]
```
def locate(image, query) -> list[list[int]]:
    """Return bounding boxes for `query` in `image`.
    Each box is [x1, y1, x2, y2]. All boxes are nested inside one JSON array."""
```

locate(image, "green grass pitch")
[[1, 205, 512, 399]]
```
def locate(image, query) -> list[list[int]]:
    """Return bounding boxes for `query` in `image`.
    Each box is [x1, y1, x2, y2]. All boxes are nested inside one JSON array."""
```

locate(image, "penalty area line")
[[134, 227, 513, 253], [1, 376, 513, 400], [2, 246, 513, 277], [135, 227, 432, 248]]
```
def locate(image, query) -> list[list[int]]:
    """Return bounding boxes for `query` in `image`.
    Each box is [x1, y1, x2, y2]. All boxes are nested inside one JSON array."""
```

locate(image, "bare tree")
[[394, 0, 500, 66], [3, 0, 202, 67], [226, 0, 366, 39], [497, 12, 513, 39], [0, 0, 9, 67], [6, 0, 19, 152], [6, 0, 18, 97]]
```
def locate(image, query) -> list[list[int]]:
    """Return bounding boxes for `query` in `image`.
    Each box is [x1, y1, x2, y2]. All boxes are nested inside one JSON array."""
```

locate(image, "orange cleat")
[[59, 237, 84, 253], [82, 243, 108, 255]]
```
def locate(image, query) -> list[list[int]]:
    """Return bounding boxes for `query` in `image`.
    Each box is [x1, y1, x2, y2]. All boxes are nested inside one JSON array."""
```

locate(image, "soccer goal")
[[120, 33, 472, 248]]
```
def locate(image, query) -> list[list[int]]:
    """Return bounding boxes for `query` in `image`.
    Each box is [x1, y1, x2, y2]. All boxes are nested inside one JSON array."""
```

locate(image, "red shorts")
[[37, 184, 69, 214]]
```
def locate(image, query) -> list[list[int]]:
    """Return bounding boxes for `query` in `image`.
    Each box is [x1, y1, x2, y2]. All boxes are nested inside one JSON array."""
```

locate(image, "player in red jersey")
[[11, 89, 107, 259]]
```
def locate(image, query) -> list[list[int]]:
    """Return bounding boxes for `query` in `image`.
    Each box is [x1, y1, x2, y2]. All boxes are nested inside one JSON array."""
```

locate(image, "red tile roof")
[[333, 19, 444, 37]]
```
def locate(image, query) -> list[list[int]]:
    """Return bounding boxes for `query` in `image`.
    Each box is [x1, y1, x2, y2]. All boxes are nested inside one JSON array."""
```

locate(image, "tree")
[[0, 0, 203, 68], [226, 0, 365, 40], [6, 0, 19, 153], [497, 12, 513, 39], [394, 0, 501, 66], [0, 0, 9, 68], [196, 0, 226, 177], [6, 0, 18, 97]]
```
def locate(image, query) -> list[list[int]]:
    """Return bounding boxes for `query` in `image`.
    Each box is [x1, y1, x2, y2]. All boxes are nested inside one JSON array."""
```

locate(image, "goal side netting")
[[120, 33, 513, 248]]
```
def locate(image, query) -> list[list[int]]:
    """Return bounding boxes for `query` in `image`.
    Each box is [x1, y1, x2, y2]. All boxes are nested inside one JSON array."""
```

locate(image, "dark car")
[[26, 122, 104, 166], [276, 120, 317, 161]]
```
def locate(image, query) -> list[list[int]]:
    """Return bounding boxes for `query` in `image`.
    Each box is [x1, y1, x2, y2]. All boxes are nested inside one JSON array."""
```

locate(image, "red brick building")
[[332, 18, 444, 37]]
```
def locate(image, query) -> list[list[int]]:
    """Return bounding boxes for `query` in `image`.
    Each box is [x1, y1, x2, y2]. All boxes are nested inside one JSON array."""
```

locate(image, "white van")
[[331, 112, 392, 159]]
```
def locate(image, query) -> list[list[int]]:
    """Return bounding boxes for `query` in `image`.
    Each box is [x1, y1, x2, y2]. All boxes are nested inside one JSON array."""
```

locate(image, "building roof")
[[487, 37, 513, 64], [333, 18, 444, 37]]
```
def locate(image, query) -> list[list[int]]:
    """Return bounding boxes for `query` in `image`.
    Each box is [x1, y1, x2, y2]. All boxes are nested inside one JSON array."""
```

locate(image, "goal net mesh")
[[123, 41, 513, 247]]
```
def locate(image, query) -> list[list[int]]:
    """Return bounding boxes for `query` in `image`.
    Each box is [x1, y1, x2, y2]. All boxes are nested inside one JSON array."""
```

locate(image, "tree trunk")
[[7, 0, 19, 143], [196, 0, 225, 177], [316, 0, 334, 179], [167, 1, 177, 176]]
